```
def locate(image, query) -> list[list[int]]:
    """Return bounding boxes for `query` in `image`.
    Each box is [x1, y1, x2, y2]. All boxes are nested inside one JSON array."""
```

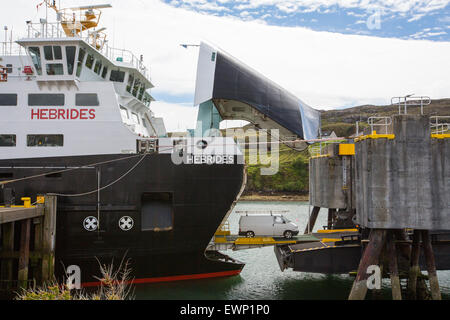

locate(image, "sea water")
[[134, 201, 450, 300]]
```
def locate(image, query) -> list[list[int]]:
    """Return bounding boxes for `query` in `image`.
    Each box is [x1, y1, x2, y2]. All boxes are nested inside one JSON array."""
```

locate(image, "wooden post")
[[348, 229, 386, 300], [41, 195, 57, 283], [421, 230, 441, 300], [387, 231, 402, 300], [304, 206, 320, 234], [407, 229, 421, 300], [33, 216, 44, 285], [0, 222, 15, 290], [18, 219, 31, 289]]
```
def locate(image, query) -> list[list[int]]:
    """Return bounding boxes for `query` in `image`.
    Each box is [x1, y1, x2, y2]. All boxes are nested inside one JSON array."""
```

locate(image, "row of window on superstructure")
[[0, 134, 63, 147], [0, 93, 99, 106], [27, 44, 152, 106]]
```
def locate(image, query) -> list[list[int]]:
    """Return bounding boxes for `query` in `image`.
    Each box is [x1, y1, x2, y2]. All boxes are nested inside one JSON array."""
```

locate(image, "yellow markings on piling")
[[354, 130, 395, 142], [338, 144, 355, 156], [316, 229, 358, 234], [431, 133, 450, 139]]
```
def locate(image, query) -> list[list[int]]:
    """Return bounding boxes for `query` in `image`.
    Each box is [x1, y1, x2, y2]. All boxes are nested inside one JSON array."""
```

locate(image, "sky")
[[2, 0, 450, 131]]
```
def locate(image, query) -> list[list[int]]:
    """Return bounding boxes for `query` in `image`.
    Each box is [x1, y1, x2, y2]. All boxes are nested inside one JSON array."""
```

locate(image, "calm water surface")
[[134, 201, 450, 300]]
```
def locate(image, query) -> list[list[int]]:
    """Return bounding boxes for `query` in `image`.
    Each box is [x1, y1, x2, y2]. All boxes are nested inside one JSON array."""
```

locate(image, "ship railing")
[[367, 116, 392, 135], [100, 45, 149, 79], [430, 116, 450, 134], [0, 41, 24, 56], [24, 21, 150, 79], [391, 95, 431, 115]]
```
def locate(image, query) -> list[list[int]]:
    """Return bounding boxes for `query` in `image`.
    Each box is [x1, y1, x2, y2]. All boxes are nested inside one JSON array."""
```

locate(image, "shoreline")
[[239, 192, 309, 202]]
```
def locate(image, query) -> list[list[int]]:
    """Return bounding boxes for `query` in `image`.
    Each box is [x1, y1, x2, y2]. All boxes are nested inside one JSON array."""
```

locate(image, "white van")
[[238, 214, 299, 239]]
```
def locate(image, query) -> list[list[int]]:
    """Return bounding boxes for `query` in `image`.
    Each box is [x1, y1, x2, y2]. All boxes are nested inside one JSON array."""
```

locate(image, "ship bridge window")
[[44, 46, 62, 60], [110, 70, 125, 82], [28, 47, 42, 75], [65, 46, 76, 75], [141, 193, 174, 231], [46, 64, 64, 75], [127, 74, 134, 93], [28, 94, 65, 106], [85, 53, 94, 69], [132, 78, 141, 97], [120, 106, 129, 120], [131, 112, 140, 124], [101, 66, 108, 78], [27, 134, 63, 147], [76, 94, 99, 106], [0, 94, 18, 106], [138, 86, 146, 101], [0, 135, 16, 147], [94, 60, 102, 75], [76, 48, 86, 77]]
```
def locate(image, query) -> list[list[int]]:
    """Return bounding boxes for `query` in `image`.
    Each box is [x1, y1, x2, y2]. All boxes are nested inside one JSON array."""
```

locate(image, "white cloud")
[[2, 0, 450, 129]]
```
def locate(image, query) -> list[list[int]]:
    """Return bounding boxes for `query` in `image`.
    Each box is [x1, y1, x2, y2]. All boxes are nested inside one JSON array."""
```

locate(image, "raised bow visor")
[[194, 42, 321, 145]]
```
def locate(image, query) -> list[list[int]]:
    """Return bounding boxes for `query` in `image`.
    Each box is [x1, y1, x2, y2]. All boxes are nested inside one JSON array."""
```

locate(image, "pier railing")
[[391, 95, 431, 115], [430, 116, 450, 134]]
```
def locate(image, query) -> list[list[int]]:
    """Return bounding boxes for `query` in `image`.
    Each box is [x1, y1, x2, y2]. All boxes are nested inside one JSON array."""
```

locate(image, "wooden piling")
[[421, 230, 441, 300], [348, 229, 386, 300], [18, 219, 31, 289], [304, 206, 320, 234], [41, 195, 57, 283], [0, 222, 14, 290], [387, 232, 402, 300], [407, 230, 421, 300]]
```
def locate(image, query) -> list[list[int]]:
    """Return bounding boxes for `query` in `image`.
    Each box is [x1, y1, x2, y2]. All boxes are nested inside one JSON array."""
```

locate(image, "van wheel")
[[246, 231, 255, 238], [284, 231, 293, 239]]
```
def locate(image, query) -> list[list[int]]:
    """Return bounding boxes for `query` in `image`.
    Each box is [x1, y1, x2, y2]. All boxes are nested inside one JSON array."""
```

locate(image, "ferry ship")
[[0, 2, 320, 286]]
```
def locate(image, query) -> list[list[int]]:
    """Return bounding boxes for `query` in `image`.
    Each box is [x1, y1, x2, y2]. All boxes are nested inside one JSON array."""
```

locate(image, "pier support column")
[[387, 232, 402, 300], [348, 229, 386, 300], [304, 206, 320, 234], [41, 195, 57, 283], [0, 222, 15, 290], [18, 219, 31, 289], [407, 230, 421, 299], [421, 230, 441, 300]]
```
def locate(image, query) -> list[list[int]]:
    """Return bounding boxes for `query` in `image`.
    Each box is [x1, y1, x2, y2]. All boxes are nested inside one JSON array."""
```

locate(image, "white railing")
[[391, 95, 431, 115], [0, 41, 24, 56], [430, 116, 450, 134], [367, 116, 392, 134], [24, 21, 150, 79]]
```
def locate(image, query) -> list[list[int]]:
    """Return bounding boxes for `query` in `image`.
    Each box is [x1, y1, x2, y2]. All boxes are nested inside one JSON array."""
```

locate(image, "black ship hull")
[[0, 153, 245, 285]]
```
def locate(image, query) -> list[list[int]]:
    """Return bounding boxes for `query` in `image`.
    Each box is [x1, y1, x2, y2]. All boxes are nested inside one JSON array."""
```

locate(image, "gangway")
[[207, 227, 360, 251]]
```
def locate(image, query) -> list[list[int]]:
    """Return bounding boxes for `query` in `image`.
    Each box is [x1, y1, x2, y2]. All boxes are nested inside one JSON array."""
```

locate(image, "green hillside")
[[242, 98, 450, 195]]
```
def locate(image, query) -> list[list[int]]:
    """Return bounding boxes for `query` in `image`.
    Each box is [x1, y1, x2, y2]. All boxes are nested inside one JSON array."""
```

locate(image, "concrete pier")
[[354, 115, 450, 230]]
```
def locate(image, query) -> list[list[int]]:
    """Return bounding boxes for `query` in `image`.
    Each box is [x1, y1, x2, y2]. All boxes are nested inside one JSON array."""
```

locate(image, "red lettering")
[[40, 109, 48, 119], [31, 109, 39, 120], [49, 109, 57, 119], [79, 109, 88, 120], [58, 109, 66, 119], [70, 109, 79, 119], [30, 108, 96, 120]]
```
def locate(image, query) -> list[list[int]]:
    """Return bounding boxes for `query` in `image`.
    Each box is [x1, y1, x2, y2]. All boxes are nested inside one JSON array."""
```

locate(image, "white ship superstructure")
[[0, 2, 166, 160]]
